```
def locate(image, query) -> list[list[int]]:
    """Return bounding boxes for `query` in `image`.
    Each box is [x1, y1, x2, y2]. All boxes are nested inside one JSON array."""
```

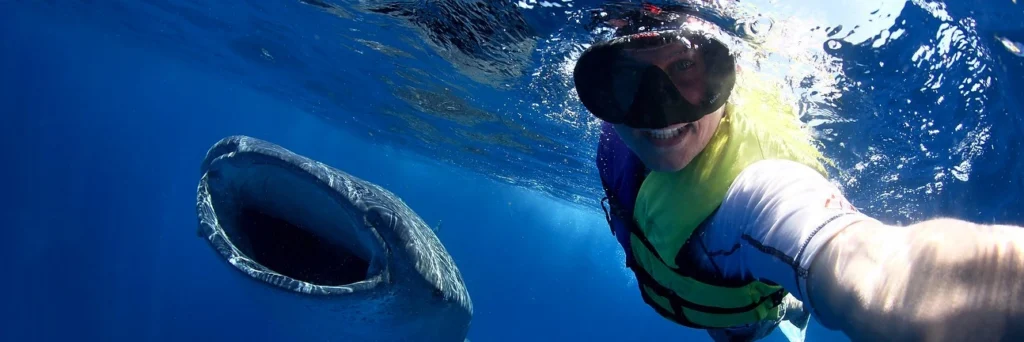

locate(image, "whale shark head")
[[196, 135, 472, 341]]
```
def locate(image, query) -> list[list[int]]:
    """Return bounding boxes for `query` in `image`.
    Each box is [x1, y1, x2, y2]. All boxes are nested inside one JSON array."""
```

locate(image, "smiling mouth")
[[645, 124, 687, 139], [639, 122, 694, 147]]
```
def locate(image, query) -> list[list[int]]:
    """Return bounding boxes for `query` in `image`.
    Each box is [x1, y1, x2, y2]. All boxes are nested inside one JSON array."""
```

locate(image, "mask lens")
[[574, 29, 735, 129]]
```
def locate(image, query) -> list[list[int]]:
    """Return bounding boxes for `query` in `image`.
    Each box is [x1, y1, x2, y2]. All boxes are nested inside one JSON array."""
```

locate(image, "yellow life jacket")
[[628, 74, 830, 329]]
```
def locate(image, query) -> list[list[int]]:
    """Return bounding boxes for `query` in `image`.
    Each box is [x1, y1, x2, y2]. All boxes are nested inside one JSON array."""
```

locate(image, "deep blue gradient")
[[2, 0, 1022, 341], [0, 7, 696, 341]]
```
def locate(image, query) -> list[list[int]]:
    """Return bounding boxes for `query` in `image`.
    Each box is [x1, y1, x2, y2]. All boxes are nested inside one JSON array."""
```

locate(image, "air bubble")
[[826, 39, 842, 51], [996, 36, 1024, 56]]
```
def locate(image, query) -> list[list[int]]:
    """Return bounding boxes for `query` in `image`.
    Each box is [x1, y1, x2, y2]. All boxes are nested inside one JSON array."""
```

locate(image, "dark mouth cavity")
[[235, 206, 369, 286], [208, 161, 375, 287]]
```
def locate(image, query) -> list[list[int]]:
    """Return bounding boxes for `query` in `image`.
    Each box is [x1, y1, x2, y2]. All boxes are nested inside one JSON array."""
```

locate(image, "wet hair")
[[584, 2, 740, 38]]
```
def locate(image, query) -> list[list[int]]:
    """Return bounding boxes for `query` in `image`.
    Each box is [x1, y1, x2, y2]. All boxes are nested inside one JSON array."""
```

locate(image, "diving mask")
[[573, 3, 737, 129]]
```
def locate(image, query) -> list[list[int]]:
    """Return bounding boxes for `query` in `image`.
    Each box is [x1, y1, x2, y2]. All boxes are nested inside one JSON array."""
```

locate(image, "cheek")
[[613, 126, 645, 149], [622, 133, 650, 154]]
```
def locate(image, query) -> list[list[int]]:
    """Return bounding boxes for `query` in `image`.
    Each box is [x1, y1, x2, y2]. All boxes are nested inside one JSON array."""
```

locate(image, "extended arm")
[[703, 158, 1024, 341], [807, 217, 1024, 341]]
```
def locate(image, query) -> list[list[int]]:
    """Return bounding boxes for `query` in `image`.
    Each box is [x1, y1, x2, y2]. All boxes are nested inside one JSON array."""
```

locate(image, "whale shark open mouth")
[[197, 145, 388, 295]]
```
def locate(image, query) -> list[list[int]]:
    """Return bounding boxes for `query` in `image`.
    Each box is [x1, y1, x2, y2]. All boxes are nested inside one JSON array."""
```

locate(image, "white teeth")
[[647, 126, 685, 140]]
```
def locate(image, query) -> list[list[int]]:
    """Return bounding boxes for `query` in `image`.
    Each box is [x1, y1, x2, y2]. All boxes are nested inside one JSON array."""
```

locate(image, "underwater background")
[[2, 0, 1022, 341]]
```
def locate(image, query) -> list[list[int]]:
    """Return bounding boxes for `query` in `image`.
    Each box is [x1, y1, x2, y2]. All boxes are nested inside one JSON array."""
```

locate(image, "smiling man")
[[575, 3, 1024, 342]]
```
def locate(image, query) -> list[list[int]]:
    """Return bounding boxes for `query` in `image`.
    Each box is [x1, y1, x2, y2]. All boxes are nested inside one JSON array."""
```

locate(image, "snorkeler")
[[575, 3, 1024, 342]]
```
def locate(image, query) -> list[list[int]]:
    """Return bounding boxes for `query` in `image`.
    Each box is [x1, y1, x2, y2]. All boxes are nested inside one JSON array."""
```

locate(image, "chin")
[[649, 147, 702, 172], [645, 157, 689, 173]]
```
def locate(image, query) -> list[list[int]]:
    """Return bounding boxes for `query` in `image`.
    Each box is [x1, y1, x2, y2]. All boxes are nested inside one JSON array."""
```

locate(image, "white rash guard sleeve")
[[695, 159, 879, 303]]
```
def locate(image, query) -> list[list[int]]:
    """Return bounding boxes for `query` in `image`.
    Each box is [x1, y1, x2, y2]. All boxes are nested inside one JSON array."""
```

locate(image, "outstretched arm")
[[807, 218, 1024, 341], [704, 159, 1024, 341]]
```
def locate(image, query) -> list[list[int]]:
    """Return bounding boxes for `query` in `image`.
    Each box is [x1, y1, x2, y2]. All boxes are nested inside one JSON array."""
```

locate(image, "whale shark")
[[195, 135, 473, 342]]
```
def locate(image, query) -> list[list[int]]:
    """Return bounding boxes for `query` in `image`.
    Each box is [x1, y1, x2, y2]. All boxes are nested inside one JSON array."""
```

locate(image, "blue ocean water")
[[1, 0, 1021, 341]]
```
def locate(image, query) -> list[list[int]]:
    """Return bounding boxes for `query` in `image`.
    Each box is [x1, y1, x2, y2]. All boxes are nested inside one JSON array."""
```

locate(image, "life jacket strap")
[[630, 260, 787, 328], [626, 215, 695, 278]]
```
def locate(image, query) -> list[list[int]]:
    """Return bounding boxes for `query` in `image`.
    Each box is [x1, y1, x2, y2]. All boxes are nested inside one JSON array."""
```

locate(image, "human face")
[[613, 105, 724, 172], [610, 35, 725, 172], [572, 27, 736, 129]]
